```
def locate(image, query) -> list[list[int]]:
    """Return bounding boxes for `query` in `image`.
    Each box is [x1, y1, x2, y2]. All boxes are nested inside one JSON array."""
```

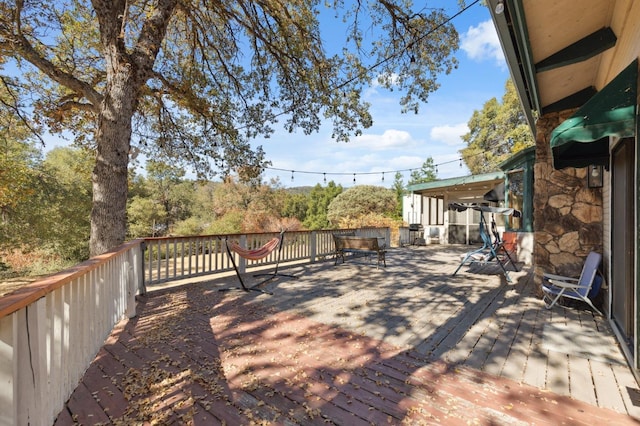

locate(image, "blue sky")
[[257, 2, 509, 189]]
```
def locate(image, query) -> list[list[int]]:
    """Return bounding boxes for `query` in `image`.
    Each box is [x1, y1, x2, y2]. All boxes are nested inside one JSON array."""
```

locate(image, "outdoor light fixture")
[[587, 164, 604, 188], [495, 0, 504, 14]]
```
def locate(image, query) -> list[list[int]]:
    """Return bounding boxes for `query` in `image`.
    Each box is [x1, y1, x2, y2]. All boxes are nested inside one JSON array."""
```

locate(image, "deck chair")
[[542, 251, 603, 315]]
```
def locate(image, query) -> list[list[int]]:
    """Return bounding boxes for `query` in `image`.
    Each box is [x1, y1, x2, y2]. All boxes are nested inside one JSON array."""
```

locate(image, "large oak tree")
[[0, 0, 462, 256]]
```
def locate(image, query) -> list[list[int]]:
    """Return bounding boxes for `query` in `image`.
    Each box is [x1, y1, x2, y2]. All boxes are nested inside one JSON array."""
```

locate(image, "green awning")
[[550, 59, 638, 169]]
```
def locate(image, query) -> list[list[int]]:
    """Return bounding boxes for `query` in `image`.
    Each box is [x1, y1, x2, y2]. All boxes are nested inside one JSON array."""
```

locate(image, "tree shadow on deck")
[[56, 246, 639, 424]]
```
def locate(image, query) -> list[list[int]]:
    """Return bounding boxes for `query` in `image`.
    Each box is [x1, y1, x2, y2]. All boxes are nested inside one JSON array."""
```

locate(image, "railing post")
[[126, 245, 140, 319], [310, 231, 317, 263], [139, 241, 147, 295], [238, 235, 247, 274]]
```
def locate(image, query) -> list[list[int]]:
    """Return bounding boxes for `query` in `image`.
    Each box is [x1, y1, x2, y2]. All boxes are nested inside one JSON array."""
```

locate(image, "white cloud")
[[430, 123, 468, 146], [364, 72, 400, 98], [461, 20, 506, 68], [350, 129, 415, 150], [370, 72, 400, 88]]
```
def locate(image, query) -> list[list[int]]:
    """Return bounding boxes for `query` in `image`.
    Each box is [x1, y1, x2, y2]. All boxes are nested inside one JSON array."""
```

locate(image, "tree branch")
[[0, 76, 45, 145], [131, 0, 179, 76], [1, 5, 104, 110]]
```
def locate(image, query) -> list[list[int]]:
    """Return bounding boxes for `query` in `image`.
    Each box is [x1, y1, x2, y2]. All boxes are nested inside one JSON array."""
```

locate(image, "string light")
[[263, 147, 506, 185], [264, 158, 462, 183]]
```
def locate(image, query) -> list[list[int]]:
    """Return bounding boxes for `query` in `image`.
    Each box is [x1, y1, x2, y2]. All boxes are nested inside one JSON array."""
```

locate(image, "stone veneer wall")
[[533, 113, 604, 294]]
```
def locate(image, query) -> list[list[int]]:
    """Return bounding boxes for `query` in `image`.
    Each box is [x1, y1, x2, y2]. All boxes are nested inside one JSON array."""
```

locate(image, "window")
[[425, 197, 444, 225]]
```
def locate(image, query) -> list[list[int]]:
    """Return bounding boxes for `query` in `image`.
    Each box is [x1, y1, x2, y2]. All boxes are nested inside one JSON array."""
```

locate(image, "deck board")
[[569, 356, 598, 406], [593, 360, 628, 411], [54, 245, 640, 424]]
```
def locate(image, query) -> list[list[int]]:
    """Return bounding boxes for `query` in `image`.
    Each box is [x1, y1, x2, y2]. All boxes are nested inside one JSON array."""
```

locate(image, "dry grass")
[[1, 248, 66, 297], [0, 277, 37, 297]]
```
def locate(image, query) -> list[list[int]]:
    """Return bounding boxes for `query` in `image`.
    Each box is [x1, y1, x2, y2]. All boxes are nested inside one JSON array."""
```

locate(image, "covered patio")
[[54, 245, 640, 424]]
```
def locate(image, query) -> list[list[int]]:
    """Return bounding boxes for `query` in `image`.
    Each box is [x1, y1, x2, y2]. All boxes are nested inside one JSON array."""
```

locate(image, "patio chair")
[[542, 251, 603, 315]]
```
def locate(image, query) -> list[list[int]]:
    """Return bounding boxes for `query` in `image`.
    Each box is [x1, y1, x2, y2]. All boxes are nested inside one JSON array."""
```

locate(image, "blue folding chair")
[[542, 251, 603, 315]]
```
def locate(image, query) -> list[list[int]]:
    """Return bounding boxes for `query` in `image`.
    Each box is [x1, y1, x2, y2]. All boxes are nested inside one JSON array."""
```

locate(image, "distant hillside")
[[284, 186, 314, 195]]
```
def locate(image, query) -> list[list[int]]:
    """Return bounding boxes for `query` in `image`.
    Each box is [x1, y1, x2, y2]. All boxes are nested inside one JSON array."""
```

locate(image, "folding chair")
[[542, 251, 603, 315]]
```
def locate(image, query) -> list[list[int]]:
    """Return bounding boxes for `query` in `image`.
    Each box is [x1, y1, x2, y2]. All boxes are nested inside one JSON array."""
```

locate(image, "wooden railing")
[[0, 227, 389, 426], [0, 240, 144, 426], [142, 227, 391, 287]]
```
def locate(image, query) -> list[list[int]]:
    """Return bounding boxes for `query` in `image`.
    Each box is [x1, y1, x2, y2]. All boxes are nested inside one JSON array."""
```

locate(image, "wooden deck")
[[54, 245, 640, 425]]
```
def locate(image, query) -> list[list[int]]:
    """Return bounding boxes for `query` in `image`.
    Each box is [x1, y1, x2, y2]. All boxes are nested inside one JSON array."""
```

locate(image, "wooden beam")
[[535, 27, 616, 73], [542, 86, 597, 114]]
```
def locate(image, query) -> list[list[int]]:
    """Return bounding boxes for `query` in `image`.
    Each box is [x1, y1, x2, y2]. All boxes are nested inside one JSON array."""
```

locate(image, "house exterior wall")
[[402, 193, 447, 244], [403, 193, 423, 225], [533, 113, 604, 291], [514, 232, 534, 265]]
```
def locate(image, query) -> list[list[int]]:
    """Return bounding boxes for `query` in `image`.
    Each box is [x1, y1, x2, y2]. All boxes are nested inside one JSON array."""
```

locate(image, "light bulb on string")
[[266, 157, 480, 187], [407, 40, 418, 71]]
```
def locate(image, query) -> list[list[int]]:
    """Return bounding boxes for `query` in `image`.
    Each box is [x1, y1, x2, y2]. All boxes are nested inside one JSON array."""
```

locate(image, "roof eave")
[[406, 171, 505, 193], [488, 0, 540, 134]]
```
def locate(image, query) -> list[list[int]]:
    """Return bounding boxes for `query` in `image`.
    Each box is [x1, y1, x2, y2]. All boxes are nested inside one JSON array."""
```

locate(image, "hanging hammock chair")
[[221, 230, 297, 294]]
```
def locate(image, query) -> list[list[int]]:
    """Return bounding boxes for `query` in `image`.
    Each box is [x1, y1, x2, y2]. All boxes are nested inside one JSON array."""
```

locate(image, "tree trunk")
[[87, 0, 177, 256], [89, 68, 138, 256]]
